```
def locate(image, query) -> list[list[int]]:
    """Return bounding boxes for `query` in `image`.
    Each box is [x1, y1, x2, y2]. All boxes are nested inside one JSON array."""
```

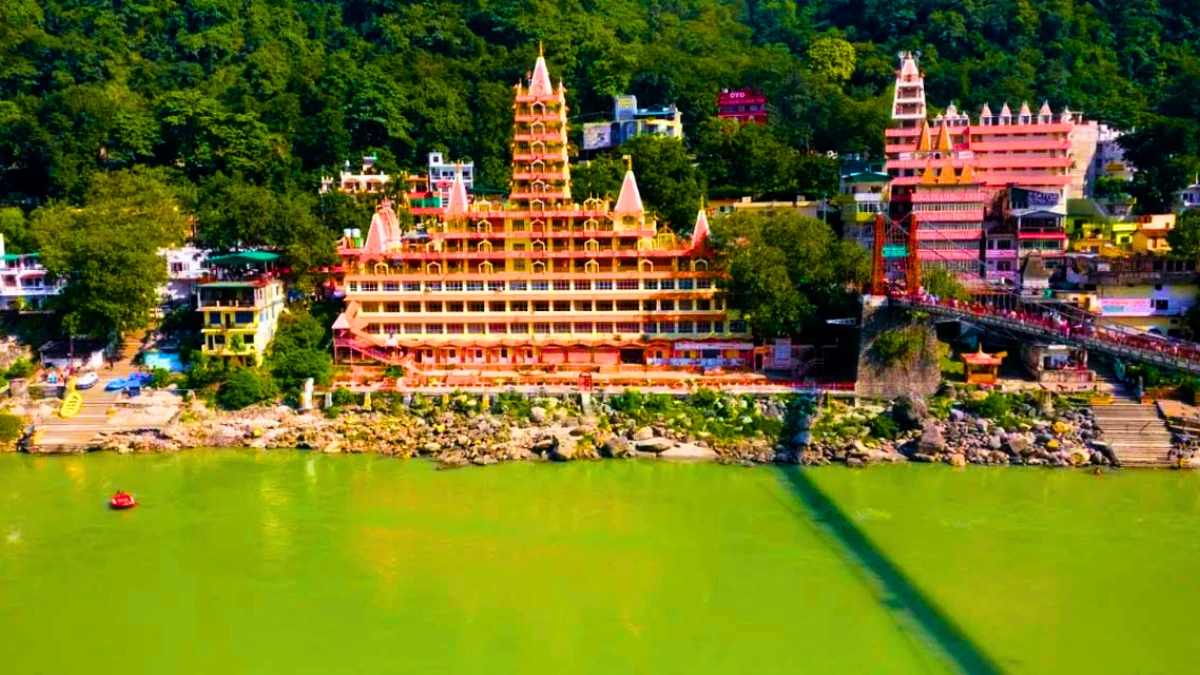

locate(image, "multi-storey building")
[[426, 152, 475, 205], [332, 51, 750, 383], [883, 52, 1099, 276], [582, 95, 683, 151], [321, 156, 390, 195], [1057, 254, 1197, 337], [197, 252, 286, 366], [717, 88, 767, 125], [159, 246, 209, 307], [888, 121, 990, 272], [839, 163, 890, 249], [0, 235, 63, 311]]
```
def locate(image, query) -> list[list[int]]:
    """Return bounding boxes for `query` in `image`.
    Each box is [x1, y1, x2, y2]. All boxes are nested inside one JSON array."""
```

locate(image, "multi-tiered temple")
[[884, 52, 1098, 277], [332, 50, 751, 385]]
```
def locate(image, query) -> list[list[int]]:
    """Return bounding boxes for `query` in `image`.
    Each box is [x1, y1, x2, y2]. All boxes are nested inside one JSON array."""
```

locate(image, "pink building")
[[884, 52, 1098, 274], [717, 89, 767, 125]]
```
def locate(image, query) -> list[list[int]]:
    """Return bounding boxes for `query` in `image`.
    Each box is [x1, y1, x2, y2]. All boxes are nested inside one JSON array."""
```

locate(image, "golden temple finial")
[[538, 41, 544, 57], [623, 154, 632, 172]]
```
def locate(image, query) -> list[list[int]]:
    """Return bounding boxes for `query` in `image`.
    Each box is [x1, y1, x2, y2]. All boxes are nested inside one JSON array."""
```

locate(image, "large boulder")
[[918, 422, 945, 455], [892, 394, 928, 431], [600, 436, 634, 458], [635, 437, 675, 453], [659, 443, 718, 460], [549, 437, 576, 462], [529, 406, 548, 424], [632, 426, 655, 441], [1005, 435, 1031, 456]]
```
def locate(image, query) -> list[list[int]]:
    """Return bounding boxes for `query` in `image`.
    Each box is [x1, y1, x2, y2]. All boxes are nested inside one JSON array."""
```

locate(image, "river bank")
[[20, 386, 1156, 468]]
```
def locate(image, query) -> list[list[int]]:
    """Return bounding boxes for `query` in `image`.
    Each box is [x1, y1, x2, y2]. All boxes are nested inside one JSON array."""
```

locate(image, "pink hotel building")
[[884, 52, 1098, 280]]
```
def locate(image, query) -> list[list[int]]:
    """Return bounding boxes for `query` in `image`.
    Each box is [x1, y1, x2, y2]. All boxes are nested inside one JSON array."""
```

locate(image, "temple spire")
[[446, 163, 469, 219], [529, 46, 553, 96], [614, 156, 644, 215], [691, 201, 710, 249]]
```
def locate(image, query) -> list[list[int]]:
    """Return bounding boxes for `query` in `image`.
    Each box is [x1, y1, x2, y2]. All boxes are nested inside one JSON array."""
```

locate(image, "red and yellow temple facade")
[[332, 51, 751, 385]]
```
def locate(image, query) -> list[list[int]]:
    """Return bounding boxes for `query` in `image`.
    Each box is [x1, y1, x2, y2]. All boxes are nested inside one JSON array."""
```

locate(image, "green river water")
[[2, 453, 1198, 674]]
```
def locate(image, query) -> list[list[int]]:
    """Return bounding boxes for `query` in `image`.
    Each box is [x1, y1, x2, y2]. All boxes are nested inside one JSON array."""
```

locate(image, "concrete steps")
[[1089, 367, 1174, 467]]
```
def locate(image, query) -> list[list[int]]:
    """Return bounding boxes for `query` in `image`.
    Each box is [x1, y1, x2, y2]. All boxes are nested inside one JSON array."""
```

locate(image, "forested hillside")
[[1, 0, 1198, 240]]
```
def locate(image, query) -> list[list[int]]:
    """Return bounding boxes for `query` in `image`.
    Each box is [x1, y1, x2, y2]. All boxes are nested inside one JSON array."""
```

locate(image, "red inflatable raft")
[[110, 492, 136, 510]]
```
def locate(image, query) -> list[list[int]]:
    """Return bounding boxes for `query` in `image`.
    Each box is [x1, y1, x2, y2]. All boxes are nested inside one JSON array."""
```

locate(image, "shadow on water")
[[778, 467, 1001, 675]]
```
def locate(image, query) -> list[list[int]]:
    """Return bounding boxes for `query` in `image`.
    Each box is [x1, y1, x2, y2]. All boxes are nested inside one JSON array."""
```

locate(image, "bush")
[[492, 391, 531, 418], [969, 392, 1010, 419], [331, 386, 357, 407], [0, 413, 23, 443], [6, 358, 33, 379], [215, 369, 276, 410], [870, 329, 925, 365], [868, 414, 900, 440], [384, 365, 406, 379], [148, 367, 172, 389]]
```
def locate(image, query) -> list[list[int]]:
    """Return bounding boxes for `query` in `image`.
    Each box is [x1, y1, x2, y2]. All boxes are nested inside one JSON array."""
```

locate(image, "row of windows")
[[363, 320, 749, 336], [349, 278, 714, 293], [359, 298, 725, 314]]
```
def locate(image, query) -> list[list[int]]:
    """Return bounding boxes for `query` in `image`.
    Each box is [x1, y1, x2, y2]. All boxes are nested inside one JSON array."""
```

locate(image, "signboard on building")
[[614, 95, 638, 121], [882, 244, 908, 259], [583, 123, 614, 150], [773, 338, 792, 369], [1099, 298, 1152, 316], [1026, 189, 1060, 207]]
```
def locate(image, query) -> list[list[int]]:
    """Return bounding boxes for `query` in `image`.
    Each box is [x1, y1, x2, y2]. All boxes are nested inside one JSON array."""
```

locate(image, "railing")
[[894, 295, 1200, 375], [198, 299, 257, 308]]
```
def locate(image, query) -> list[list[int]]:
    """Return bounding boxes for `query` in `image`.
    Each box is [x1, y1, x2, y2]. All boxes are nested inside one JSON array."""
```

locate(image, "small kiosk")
[[961, 347, 1005, 386]]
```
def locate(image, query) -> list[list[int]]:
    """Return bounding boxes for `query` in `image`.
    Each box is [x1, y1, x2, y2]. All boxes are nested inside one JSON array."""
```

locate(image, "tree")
[[807, 36, 857, 83], [709, 209, 867, 339], [922, 268, 970, 302], [622, 136, 703, 232], [216, 368, 276, 410], [30, 168, 186, 338], [267, 310, 332, 392], [1168, 209, 1200, 258], [571, 155, 624, 201]]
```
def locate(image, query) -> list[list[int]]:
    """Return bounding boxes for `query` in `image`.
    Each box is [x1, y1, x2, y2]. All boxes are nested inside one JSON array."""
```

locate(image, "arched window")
[[373, 262, 390, 275], [693, 259, 709, 271], [584, 218, 599, 230], [427, 262, 441, 275], [584, 260, 600, 274], [639, 260, 654, 273], [532, 101, 546, 116], [531, 219, 546, 232], [532, 261, 546, 274], [475, 220, 491, 233], [530, 199, 545, 211], [584, 239, 600, 253], [478, 240, 493, 253], [531, 121, 545, 135], [480, 261, 494, 275], [531, 240, 546, 253]]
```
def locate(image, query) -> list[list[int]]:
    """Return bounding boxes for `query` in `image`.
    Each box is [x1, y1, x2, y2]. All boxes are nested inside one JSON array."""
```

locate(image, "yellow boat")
[[59, 391, 84, 418]]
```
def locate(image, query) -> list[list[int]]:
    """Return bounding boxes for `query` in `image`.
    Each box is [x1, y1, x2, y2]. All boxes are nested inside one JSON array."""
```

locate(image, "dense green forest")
[[2, 0, 1199, 248]]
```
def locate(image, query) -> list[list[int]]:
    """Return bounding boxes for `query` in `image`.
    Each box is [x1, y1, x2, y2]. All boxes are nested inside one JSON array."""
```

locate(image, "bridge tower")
[[867, 213, 922, 295]]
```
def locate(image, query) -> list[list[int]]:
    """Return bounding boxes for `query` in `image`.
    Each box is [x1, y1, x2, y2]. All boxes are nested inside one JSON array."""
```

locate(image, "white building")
[[1179, 181, 1200, 211], [426, 152, 474, 205], [0, 235, 63, 312], [321, 156, 391, 195], [1086, 124, 1134, 194], [159, 246, 209, 307]]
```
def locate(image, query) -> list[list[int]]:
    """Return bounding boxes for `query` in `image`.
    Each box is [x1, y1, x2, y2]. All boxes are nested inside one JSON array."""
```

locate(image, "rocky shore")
[[48, 387, 1128, 470], [81, 393, 780, 466]]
